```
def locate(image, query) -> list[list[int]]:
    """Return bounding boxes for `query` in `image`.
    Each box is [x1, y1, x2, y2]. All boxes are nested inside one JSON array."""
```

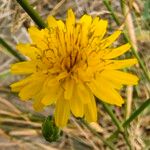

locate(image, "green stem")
[[102, 103, 124, 132], [80, 119, 115, 150], [0, 37, 25, 61], [107, 130, 119, 141], [16, 0, 47, 29], [123, 99, 150, 127], [0, 70, 10, 79], [122, 129, 132, 150], [103, 0, 150, 82], [103, 0, 120, 25], [108, 99, 150, 140], [102, 103, 133, 149]]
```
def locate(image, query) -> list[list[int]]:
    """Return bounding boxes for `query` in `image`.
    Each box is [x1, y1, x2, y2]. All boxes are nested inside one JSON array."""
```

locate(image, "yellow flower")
[[11, 9, 138, 127]]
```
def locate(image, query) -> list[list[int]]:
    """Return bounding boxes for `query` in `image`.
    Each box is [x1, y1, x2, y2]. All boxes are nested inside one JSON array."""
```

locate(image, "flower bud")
[[42, 116, 61, 142]]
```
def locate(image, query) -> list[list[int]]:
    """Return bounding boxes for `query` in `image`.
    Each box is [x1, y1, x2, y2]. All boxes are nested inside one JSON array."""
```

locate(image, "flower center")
[[61, 51, 80, 73]]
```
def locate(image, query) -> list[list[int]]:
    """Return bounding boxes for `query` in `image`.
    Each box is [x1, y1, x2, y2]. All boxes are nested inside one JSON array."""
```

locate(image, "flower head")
[[11, 9, 138, 127]]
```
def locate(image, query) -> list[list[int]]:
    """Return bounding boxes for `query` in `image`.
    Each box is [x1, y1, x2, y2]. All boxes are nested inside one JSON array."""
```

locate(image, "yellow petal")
[[100, 30, 121, 49], [66, 9, 75, 32], [44, 77, 59, 87], [67, 9, 75, 22], [87, 78, 124, 106], [33, 91, 45, 111], [11, 61, 35, 74], [28, 26, 43, 42], [65, 9, 75, 53], [41, 93, 56, 106], [79, 14, 92, 46], [96, 19, 108, 39], [101, 70, 139, 85], [90, 19, 108, 42], [90, 17, 99, 32], [105, 58, 138, 69], [69, 91, 84, 117], [10, 76, 32, 92], [68, 82, 94, 117], [47, 16, 57, 29], [28, 27, 48, 50], [94, 71, 122, 90], [33, 101, 45, 112], [103, 43, 131, 59], [64, 78, 75, 100], [84, 92, 97, 122], [41, 85, 62, 105], [55, 97, 70, 127], [57, 20, 66, 31], [56, 71, 68, 81], [16, 44, 40, 59], [69, 83, 85, 117], [19, 76, 46, 101], [77, 82, 92, 104], [80, 14, 92, 25], [19, 84, 40, 101], [56, 22, 66, 55]]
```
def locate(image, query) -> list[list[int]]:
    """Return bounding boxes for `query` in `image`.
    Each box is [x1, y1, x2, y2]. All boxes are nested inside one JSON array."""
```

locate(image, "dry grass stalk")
[[122, 1, 144, 149], [122, 1, 138, 119]]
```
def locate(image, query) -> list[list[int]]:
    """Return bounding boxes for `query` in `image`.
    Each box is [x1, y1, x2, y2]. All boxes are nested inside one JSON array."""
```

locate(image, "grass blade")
[[123, 99, 150, 127], [0, 37, 25, 61]]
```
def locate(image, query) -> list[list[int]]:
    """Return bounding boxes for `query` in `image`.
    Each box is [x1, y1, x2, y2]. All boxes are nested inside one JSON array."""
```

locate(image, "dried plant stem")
[[0, 118, 41, 128], [0, 97, 29, 121], [126, 86, 133, 119], [122, 1, 143, 148], [72, 118, 100, 150], [0, 97, 22, 115], [120, 0, 137, 120], [50, 0, 66, 15], [80, 119, 115, 150]]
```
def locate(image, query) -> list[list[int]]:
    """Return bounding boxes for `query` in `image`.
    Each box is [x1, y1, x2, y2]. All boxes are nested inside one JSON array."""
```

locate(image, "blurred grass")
[[0, 0, 150, 150]]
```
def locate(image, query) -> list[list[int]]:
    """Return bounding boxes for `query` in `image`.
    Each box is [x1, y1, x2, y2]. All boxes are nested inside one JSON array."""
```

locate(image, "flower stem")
[[80, 119, 115, 150], [103, 0, 150, 82], [0, 37, 25, 61], [16, 0, 47, 29]]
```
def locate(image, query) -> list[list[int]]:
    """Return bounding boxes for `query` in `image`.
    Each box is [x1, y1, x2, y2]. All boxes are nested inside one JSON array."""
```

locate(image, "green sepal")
[[42, 116, 61, 142]]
